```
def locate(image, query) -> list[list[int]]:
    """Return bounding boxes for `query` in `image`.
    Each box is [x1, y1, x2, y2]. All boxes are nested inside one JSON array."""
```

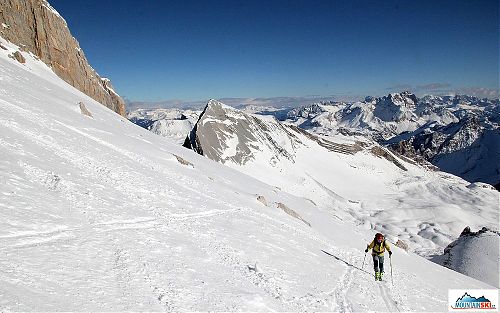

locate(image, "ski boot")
[[375, 271, 380, 281], [380, 271, 384, 281]]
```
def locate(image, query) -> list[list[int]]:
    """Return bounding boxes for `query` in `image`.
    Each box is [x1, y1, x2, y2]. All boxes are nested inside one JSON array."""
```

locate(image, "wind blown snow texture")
[[0, 37, 496, 311]]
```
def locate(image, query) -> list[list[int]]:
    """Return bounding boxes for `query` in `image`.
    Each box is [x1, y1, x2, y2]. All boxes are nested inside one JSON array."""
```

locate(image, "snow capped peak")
[[387, 91, 418, 104], [206, 98, 232, 110], [286, 103, 327, 120], [372, 92, 418, 122]]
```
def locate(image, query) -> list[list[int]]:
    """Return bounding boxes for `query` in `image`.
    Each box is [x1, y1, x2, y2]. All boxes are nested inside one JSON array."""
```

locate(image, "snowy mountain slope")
[[282, 92, 500, 188], [432, 227, 499, 288], [0, 38, 496, 311], [127, 108, 200, 144], [388, 118, 500, 187], [184, 100, 499, 260]]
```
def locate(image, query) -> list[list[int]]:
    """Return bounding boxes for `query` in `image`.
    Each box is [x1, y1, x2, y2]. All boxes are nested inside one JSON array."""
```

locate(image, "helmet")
[[375, 233, 384, 242]]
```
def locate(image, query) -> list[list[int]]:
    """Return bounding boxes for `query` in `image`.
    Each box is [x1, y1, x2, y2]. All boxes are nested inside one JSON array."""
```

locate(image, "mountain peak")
[[385, 91, 418, 107], [206, 98, 233, 111]]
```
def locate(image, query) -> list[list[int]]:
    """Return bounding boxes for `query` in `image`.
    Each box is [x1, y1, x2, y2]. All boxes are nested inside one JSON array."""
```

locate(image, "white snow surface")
[[0, 38, 497, 311], [433, 229, 500, 288]]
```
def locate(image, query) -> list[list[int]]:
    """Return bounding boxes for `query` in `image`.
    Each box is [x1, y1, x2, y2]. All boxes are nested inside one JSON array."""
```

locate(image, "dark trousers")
[[373, 255, 384, 272]]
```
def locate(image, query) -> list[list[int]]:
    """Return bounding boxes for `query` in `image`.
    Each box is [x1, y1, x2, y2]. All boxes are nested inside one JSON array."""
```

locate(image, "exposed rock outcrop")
[[370, 146, 407, 171], [184, 99, 303, 165], [276, 202, 311, 227], [12, 50, 25, 63], [173, 154, 194, 168], [78, 101, 93, 118], [0, 0, 125, 116], [256, 195, 268, 206], [395, 239, 409, 251]]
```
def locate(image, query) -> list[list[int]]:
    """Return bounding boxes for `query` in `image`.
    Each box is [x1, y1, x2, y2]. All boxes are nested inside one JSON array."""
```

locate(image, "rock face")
[[388, 119, 500, 188], [184, 99, 304, 165], [0, 0, 125, 116], [373, 91, 418, 122], [12, 50, 25, 63]]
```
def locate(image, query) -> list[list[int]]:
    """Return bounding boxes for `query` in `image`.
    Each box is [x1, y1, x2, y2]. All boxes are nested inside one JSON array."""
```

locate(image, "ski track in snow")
[[379, 283, 400, 313], [331, 256, 355, 312]]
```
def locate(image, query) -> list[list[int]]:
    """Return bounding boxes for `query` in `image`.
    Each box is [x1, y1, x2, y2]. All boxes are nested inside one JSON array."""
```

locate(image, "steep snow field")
[[0, 38, 497, 311]]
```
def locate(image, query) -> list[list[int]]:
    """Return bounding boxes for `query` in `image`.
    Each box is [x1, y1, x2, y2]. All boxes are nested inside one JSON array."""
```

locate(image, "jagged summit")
[[185, 98, 300, 165], [206, 98, 232, 109], [373, 91, 418, 122]]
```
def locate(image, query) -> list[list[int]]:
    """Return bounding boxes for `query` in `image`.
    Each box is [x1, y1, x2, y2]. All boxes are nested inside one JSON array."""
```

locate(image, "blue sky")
[[50, 0, 499, 102]]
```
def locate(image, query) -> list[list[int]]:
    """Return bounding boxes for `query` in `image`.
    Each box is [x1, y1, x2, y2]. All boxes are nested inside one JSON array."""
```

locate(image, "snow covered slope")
[[185, 100, 499, 260], [433, 227, 499, 288], [0, 38, 497, 311]]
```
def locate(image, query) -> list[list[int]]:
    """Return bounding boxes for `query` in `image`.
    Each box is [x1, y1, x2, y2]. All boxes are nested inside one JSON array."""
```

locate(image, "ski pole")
[[361, 252, 367, 270], [390, 255, 394, 286]]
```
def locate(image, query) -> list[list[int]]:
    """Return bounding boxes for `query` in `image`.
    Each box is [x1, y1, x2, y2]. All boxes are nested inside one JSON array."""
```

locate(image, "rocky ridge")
[[0, 0, 125, 115], [182, 99, 371, 167]]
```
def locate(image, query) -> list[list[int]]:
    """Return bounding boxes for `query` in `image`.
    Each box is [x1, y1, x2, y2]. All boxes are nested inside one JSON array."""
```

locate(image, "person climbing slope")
[[365, 232, 392, 281]]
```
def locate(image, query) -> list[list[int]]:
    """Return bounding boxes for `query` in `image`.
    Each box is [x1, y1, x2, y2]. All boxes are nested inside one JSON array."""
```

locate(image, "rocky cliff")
[[0, 0, 125, 115]]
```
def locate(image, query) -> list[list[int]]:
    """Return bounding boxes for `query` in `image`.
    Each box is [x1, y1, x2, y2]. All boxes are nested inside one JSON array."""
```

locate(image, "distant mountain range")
[[129, 92, 499, 190], [281, 92, 500, 189]]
